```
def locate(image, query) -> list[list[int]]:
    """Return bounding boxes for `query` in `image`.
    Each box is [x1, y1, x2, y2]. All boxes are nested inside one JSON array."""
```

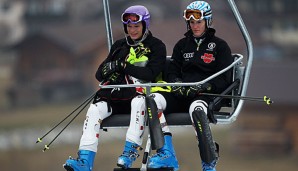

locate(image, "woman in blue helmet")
[[63, 5, 168, 171], [149, 1, 233, 171]]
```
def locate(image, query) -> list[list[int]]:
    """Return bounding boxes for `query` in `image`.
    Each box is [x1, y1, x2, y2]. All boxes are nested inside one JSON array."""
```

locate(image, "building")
[[9, 22, 111, 105]]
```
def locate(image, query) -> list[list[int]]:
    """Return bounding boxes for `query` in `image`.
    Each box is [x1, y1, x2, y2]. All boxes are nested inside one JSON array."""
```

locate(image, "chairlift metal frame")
[[101, 0, 253, 125]]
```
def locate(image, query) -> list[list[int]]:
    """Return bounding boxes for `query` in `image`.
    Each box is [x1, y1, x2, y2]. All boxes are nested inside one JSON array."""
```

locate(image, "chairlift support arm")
[[223, 0, 254, 124], [103, 0, 113, 50]]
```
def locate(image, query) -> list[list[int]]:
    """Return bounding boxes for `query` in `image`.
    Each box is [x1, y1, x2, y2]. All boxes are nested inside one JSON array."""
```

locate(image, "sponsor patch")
[[207, 42, 216, 51], [201, 53, 215, 63], [183, 52, 194, 61]]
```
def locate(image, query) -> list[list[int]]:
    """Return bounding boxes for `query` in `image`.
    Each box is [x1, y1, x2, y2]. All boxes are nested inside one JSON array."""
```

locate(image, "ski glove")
[[185, 83, 212, 98], [171, 78, 185, 97], [172, 86, 186, 97], [106, 72, 123, 84], [101, 60, 124, 79], [126, 47, 149, 67]]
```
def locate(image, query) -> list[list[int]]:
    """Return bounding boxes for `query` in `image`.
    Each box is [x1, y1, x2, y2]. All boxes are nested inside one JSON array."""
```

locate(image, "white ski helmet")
[[184, 1, 213, 28]]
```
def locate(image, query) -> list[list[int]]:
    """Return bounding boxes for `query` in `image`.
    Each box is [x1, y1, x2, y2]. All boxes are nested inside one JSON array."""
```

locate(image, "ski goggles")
[[183, 9, 204, 21], [121, 13, 143, 24]]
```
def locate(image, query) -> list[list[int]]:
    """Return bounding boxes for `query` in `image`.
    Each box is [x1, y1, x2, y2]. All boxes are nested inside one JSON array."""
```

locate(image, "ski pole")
[[37, 81, 110, 151], [199, 93, 273, 105], [42, 95, 94, 152], [36, 92, 96, 144]]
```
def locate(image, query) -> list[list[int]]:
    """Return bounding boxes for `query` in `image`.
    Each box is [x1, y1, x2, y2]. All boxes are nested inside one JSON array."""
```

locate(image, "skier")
[[63, 5, 167, 171], [149, 1, 234, 171]]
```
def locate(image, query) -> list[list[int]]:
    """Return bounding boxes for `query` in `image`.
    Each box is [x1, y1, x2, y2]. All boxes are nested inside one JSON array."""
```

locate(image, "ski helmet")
[[184, 1, 213, 28], [122, 5, 150, 34]]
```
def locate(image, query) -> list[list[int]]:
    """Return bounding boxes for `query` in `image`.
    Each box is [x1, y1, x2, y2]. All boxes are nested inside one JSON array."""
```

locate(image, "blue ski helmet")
[[185, 1, 213, 28], [122, 5, 150, 34]]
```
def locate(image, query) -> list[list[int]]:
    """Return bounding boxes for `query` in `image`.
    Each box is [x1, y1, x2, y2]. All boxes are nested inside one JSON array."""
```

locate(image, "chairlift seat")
[[101, 54, 244, 129]]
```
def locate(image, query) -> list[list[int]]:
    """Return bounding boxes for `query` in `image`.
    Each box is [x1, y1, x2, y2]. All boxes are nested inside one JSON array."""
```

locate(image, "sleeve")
[[167, 39, 184, 82], [208, 40, 233, 93], [95, 41, 121, 82], [124, 40, 167, 82]]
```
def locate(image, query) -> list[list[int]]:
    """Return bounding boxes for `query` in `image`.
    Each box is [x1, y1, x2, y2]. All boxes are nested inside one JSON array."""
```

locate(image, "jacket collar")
[[184, 28, 216, 40]]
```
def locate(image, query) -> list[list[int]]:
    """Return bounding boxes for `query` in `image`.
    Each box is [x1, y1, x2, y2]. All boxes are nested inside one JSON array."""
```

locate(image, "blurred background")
[[0, 0, 298, 171]]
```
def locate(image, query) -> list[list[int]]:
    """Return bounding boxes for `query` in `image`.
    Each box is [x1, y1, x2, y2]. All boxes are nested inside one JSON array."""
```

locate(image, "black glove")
[[106, 72, 123, 84], [172, 86, 186, 97], [185, 85, 200, 98], [101, 60, 124, 79], [185, 82, 212, 98], [171, 78, 185, 97]]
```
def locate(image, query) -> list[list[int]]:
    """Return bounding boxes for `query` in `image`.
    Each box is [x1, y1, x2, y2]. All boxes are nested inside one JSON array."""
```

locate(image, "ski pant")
[[151, 92, 218, 163], [79, 98, 132, 152]]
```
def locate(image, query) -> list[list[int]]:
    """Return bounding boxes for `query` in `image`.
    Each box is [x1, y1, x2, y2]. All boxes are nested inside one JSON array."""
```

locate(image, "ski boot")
[[148, 135, 179, 171], [117, 141, 141, 169], [202, 160, 217, 171], [63, 150, 96, 171]]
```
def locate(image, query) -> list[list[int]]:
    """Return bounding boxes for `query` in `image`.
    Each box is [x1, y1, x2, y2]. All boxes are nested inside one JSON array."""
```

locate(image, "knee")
[[150, 93, 166, 110], [88, 101, 111, 120], [131, 95, 145, 107], [189, 100, 208, 115]]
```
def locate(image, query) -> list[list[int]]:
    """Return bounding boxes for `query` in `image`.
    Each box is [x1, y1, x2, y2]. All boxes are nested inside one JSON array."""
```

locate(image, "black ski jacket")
[[96, 31, 166, 83], [167, 28, 233, 93]]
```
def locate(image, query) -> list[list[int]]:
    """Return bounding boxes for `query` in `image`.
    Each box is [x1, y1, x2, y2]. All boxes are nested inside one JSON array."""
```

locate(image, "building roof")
[[15, 21, 110, 56]]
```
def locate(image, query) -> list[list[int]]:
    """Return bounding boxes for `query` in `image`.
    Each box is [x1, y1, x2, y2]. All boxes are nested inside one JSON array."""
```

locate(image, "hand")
[[186, 83, 212, 98], [171, 78, 185, 97], [172, 85, 186, 97], [200, 82, 212, 92], [106, 72, 123, 84], [126, 47, 149, 66], [126, 47, 137, 64], [101, 60, 124, 78], [185, 85, 200, 98]]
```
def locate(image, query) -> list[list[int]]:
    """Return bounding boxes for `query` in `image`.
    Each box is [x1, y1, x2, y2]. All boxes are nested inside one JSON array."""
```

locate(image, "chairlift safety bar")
[[98, 55, 243, 89]]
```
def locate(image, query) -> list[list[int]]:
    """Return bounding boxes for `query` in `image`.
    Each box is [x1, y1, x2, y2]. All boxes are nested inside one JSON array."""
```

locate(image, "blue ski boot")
[[202, 160, 217, 171], [63, 150, 96, 171], [148, 135, 179, 171], [117, 141, 141, 169]]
